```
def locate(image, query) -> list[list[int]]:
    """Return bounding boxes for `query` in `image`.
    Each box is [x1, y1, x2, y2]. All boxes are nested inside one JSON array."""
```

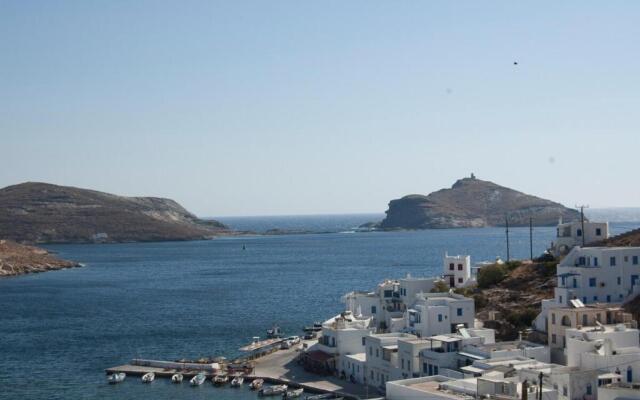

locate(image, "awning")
[[458, 351, 486, 360], [304, 350, 334, 363]]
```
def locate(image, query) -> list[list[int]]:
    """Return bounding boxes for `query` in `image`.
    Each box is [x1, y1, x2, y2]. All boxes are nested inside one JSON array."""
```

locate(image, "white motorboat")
[[250, 378, 264, 390], [213, 374, 229, 385], [190, 372, 206, 386], [267, 324, 283, 338], [107, 372, 126, 384], [171, 373, 183, 383], [259, 384, 287, 397], [141, 372, 155, 383], [284, 387, 304, 398], [230, 375, 244, 387]]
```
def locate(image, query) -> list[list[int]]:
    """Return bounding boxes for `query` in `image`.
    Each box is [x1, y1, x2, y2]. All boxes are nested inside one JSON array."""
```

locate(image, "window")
[[596, 228, 602, 236], [551, 313, 556, 324], [594, 257, 598, 266], [586, 383, 592, 395], [434, 365, 438, 375], [593, 295, 598, 302], [457, 308, 463, 316], [407, 361, 411, 371], [563, 386, 568, 396], [371, 370, 374, 379], [633, 256, 639, 265], [401, 359, 404, 369], [579, 257, 586, 266], [384, 290, 393, 298], [582, 314, 588, 326], [561, 316, 571, 327], [458, 278, 463, 284], [589, 278, 596, 287], [449, 263, 454, 271], [423, 363, 428, 374], [618, 277, 622, 285], [577, 229, 582, 237], [607, 295, 611, 302], [362, 337, 366, 346], [559, 295, 563, 304], [369, 346, 372, 356], [610, 256, 616, 266], [573, 278, 577, 288], [551, 334, 556, 344], [583, 296, 587, 304], [457, 264, 463, 271], [375, 348, 379, 358], [628, 366, 633, 383], [438, 314, 443, 322], [371, 306, 376, 314]]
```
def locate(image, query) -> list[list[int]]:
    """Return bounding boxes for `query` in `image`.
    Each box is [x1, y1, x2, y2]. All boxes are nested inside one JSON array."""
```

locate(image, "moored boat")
[[259, 384, 287, 397], [305, 394, 336, 400], [213, 373, 229, 385], [250, 378, 264, 390], [107, 372, 126, 384], [141, 372, 155, 383], [171, 373, 183, 383], [284, 387, 304, 398], [190, 372, 206, 386], [267, 324, 283, 338], [230, 375, 244, 387]]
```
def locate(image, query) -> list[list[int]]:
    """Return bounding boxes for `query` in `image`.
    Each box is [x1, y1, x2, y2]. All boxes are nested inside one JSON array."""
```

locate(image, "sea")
[[0, 215, 637, 400]]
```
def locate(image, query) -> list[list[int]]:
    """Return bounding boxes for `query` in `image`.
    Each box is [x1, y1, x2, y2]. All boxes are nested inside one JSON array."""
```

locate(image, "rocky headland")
[[0, 182, 229, 244], [375, 176, 581, 230]]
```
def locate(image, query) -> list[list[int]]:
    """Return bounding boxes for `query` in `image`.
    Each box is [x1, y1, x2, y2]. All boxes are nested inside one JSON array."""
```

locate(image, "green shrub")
[[505, 308, 538, 328], [473, 293, 488, 310], [477, 264, 509, 288], [430, 280, 450, 293]]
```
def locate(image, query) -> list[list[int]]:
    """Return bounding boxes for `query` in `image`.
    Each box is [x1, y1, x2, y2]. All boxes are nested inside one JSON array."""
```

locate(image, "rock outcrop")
[[0, 182, 229, 243], [0, 239, 81, 277], [378, 176, 581, 229]]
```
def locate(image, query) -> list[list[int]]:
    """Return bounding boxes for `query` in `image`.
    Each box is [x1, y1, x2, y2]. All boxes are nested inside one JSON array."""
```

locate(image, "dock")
[[239, 337, 283, 352]]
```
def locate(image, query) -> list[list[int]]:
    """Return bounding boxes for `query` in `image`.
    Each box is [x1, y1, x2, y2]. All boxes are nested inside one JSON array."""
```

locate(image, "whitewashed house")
[[551, 220, 609, 256], [343, 279, 404, 331], [565, 324, 640, 384], [364, 332, 418, 391], [555, 246, 640, 306], [443, 253, 472, 288], [405, 292, 475, 338]]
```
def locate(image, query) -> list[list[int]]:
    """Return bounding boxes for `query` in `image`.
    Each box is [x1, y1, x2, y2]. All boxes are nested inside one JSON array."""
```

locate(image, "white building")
[[313, 310, 375, 381], [555, 246, 640, 306], [405, 292, 475, 338], [364, 332, 418, 391], [443, 253, 472, 288], [551, 220, 609, 256], [343, 279, 404, 331], [598, 382, 640, 400], [565, 324, 640, 384]]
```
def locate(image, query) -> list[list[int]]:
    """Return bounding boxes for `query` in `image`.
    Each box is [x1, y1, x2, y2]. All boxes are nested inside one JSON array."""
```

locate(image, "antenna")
[[575, 205, 589, 247]]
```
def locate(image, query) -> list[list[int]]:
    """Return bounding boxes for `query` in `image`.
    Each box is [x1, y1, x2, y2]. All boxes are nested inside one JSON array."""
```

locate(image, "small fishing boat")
[[141, 372, 155, 383], [250, 378, 264, 390], [190, 372, 206, 386], [302, 322, 323, 332], [107, 372, 126, 384], [259, 384, 287, 397], [171, 373, 183, 383], [213, 374, 229, 385], [284, 387, 304, 398], [230, 375, 244, 387], [267, 324, 283, 338]]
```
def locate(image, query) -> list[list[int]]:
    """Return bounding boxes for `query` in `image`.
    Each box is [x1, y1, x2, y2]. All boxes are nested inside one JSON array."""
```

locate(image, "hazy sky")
[[2, 1, 639, 216]]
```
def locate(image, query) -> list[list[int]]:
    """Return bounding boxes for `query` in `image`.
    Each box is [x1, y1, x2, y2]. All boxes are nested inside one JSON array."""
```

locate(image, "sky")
[[1, 1, 639, 217]]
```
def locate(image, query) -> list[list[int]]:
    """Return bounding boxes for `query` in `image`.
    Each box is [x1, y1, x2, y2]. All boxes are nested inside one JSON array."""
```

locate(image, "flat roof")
[[345, 353, 366, 362]]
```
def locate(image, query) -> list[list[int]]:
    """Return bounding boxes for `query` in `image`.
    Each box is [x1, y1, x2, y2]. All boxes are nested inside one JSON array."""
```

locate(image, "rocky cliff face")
[[0, 182, 229, 243], [379, 177, 581, 229], [0, 240, 81, 277]]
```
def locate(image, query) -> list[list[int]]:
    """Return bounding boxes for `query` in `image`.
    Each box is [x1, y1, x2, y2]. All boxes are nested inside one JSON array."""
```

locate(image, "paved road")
[[252, 345, 380, 399]]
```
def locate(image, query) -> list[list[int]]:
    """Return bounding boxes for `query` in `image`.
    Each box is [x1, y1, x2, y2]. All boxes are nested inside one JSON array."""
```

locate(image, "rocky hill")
[[592, 228, 640, 247], [378, 176, 581, 229], [0, 182, 229, 244], [0, 239, 81, 277]]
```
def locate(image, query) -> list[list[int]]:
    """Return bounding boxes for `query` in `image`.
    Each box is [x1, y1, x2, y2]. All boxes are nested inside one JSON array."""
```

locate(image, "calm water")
[[0, 219, 637, 400]]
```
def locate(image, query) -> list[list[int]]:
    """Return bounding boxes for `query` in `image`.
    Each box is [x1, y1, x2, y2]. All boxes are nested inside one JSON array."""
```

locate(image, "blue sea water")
[[0, 218, 637, 400]]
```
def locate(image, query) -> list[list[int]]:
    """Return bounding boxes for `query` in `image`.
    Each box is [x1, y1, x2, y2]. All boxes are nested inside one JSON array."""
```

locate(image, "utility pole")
[[529, 216, 534, 260], [505, 215, 510, 262], [575, 205, 589, 247], [538, 371, 543, 400]]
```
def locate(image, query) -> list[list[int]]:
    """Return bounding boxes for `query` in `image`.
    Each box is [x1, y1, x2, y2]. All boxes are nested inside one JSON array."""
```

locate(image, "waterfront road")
[[252, 344, 381, 399]]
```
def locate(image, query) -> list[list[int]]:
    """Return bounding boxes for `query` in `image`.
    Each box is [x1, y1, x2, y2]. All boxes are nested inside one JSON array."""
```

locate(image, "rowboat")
[[230, 375, 244, 387], [190, 372, 206, 386], [107, 373, 126, 384], [259, 384, 287, 397], [171, 373, 183, 383], [141, 372, 155, 383], [213, 374, 229, 385], [250, 378, 264, 390], [285, 387, 304, 397]]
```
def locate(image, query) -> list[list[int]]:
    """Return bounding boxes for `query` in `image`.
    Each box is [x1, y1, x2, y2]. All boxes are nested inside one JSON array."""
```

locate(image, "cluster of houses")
[[302, 219, 640, 399]]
